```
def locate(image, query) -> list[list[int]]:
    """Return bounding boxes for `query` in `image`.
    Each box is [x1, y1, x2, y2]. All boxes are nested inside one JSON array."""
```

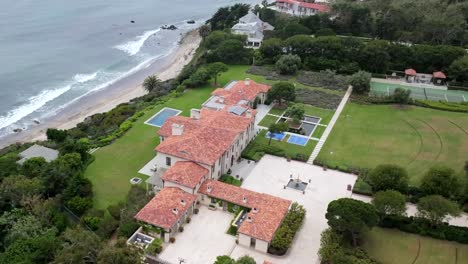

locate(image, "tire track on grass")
[[403, 119, 424, 167], [448, 120, 468, 136], [417, 119, 443, 162], [411, 238, 422, 264]]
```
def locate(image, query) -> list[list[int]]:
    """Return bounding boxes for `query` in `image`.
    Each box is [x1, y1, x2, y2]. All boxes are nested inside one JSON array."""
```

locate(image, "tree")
[[199, 24, 211, 40], [0, 230, 59, 264], [420, 166, 462, 200], [449, 56, 468, 82], [368, 164, 409, 193], [206, 62, 228, 85], [142, 75, 162, 93], [276, 54, 302, 75], [325, 198, 378, 247], [145, 238, 163, 255], [416, 195, 461, 225], [372, 190, 407, 216], [97, 239, 142, 264], [267, 123, 289, 145], [259, 38, 284, 64], [285, 104, 305, 123], [349, 70, 371, 94], [53, 228, 101, 264], [235, 255, 256, 264], [184, 67, 211, 87], [207, 39, 252, 65], [46, 128, 68, 142], [318, 228, 345, 263], [0, 153, 18, 180], [392, 88, 411, 104], [214, 255, 235, 264], [0, 175, 44, 207], [267, 81, 296, 106], [20, 157, 47, 178]]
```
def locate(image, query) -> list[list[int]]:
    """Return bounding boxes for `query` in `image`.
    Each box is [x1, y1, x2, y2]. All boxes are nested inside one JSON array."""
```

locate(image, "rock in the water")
[[33, 119, 40, 124], [161, 24, 177, 30], [130, 20, 135, 23], [13, 128, 22, 133], [187, 20, 195, 24]]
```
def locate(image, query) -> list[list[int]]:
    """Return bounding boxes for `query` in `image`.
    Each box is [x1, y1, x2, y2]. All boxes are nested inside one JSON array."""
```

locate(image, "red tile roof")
[[199, 180, 291, 242], [161, 161, 208, 189], [212, 79, 270, 105], [433, 71, 446, 79], [298, 2, 330, 13], [157, 108, 254, 165], [405, 68, 417, 76], [135, 187, 196, 229]]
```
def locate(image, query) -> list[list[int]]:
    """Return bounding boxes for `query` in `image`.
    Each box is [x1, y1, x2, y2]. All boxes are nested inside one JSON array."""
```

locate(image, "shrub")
[[169, 237, 176, 243], [392, 88, 411, 104], [269, 202, 306, 255], [349, 71, 371, 94], [372, 190, 407, 216], [118, 221, 140, 238], [96, 216, 119, 239], [413, 100, 468, 112], [107, 202, 125, 220], [66, 196, 92, 216], [276, 54, 302, 75], [368, 164, 409, 193], [420, 166, 462, 200], [46, 128, 68, 142], [352, 177, 373, 195], [145, 238, 163, 255], [194, 208, 199, 214], [82, 216, 102, 231], [416, 195, 461, 225], [178, 226, 184, 232], [186, 217, 191, 224]]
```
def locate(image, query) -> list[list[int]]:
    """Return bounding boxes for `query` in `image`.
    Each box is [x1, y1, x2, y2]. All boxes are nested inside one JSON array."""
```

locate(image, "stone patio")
[[229, 155, 357, 264]]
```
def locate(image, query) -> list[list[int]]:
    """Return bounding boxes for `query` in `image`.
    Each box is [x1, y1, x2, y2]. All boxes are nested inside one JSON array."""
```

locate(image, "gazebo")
[[404, 68, 417, 83], [432, 71, 446, 86]]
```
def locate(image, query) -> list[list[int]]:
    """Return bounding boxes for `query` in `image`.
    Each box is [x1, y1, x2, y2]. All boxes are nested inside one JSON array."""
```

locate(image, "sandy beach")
[[0, 29, 201, 149]]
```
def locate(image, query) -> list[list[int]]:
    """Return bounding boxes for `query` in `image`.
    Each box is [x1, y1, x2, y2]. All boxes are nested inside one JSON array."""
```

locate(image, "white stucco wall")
[[255, 239, 269, 253], [238, 233, 251, 248]]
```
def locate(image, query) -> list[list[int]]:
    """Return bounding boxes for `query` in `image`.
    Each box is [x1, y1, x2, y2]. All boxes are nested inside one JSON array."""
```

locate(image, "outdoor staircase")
[[307, 86, 353, 164]]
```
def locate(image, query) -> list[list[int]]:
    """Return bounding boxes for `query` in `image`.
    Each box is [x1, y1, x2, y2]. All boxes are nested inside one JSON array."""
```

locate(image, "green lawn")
[[312, 125, 326, 139], [268, 107, 286, 116], [362, 228, 468, 264], [317, 103, 468, 185], [84, 67, 252, 210], [258, 115, 279, 127], [300, 104, 334, 125]]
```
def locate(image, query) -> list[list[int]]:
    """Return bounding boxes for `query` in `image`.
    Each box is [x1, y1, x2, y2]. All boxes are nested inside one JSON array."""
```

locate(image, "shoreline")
[[0, 29, 201, 149]]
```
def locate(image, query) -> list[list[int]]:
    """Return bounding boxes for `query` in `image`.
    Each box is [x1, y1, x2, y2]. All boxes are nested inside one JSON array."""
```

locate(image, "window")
[[166, 157, 171, 166]]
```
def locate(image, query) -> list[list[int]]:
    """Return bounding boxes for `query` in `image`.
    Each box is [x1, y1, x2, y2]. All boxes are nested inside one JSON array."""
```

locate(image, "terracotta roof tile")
[[161, 161, 208, 189], [433, 71, 446, 79], [156, 108, 255, 165], [405, 68, 417, 76], [212, 79, 270, 105], [199, 180, 291, 242], [134, 187, 196, 229]]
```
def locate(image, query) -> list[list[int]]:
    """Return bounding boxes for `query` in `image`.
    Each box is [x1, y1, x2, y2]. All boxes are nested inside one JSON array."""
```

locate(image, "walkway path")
[[307, 86, 352, 164]]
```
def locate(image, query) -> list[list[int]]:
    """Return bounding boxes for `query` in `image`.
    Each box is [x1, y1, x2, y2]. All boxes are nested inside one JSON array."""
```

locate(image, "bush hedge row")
[[413, 100, 468, 113]]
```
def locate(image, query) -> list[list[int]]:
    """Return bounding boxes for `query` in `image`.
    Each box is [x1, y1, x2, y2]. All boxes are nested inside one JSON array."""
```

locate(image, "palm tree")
[[199, 24, 211, 40], [143, 75, 162, 93]]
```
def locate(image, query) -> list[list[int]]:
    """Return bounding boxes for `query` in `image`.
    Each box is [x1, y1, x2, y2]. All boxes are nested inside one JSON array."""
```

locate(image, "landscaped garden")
[[362, 228, 468, 264], [316, 103, 468, 185]]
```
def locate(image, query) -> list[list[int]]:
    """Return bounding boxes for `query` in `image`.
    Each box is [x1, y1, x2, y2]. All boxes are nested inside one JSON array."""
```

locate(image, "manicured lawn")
[[312, 125, 326, 139], [317, 103, 468, 185], [301, 104, 334, 125], [268, 107, 286, 116], [362, 228, 468, 264], [85, 67, 248, 210], [258, 115, 279, 127]]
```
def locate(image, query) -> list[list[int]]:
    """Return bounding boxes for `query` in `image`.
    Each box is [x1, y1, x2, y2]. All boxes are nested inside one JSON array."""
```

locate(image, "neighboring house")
[[199, 180, 291, 253], [17, 144, 59, 164], [275, 0, 330, 16], [232, 11, 274, 48], [404, 68, 447, 86], [204, 78, 270, 110]]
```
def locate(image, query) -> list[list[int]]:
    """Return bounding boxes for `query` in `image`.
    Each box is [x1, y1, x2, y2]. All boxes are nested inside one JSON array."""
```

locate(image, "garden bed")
[[246, 66, 291, 81], [296, 89, 342, 110], [297, 70, 348, 91]]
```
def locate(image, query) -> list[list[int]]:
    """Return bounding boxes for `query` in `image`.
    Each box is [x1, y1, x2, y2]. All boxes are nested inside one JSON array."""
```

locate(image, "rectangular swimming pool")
[[287, 135, 309, 146], [144, 107, 182, 127], [265, 132, 286, 141]]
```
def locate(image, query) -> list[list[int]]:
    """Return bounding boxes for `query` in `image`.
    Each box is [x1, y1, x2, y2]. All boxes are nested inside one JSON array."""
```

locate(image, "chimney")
[[172, 123, 184, 136], [245, 110, 252, 118], [244, 78, 251, 86], [218, 96, 225, 104], [246, 216, 252, 222], [207, 185, 212, 193], [243, 196, 248, 203], [190, 109, 201, 120], [172, 208, 178, 215], [252, 207, 258, 213], [180, 199, 186, 206]]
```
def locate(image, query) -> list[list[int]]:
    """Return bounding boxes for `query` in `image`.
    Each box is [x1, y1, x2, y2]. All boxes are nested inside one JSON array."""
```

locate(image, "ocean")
[[0, 0, 259, 139]]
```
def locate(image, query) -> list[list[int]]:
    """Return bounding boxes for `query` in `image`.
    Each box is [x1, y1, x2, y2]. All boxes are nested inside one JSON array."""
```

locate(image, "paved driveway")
[[229, 155, 357, 264], [159, 206, 236, 264]]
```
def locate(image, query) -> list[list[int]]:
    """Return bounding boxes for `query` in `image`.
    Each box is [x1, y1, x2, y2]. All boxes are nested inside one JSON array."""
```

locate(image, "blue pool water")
[[145, 107, 181, 127], [266, 132, 286, 141], [288, 135, 309, 146]]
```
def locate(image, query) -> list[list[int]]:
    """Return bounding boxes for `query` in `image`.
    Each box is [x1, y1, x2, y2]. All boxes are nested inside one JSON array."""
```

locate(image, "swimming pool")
[[265, 132, 286, 141], [144, 107, 182, 127], [287, 135, 309, 146]]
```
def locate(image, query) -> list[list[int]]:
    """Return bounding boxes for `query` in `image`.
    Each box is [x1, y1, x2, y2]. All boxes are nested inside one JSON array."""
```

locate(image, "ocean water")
[[0, 0, 259, 138]]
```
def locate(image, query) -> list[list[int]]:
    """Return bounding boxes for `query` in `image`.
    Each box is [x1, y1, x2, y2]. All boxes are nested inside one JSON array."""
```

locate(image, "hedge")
[[241, 142, 285, 161], [379, 215, 468, 244], [413, 100, 468, 113]]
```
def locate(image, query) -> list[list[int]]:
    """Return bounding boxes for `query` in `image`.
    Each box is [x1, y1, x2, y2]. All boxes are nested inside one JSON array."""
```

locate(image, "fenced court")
[[370, 80, 468, 103]]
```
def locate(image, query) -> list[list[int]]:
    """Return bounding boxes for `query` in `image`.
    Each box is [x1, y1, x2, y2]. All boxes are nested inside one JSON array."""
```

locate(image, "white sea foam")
[[73, 72, 98, 83], [114, 28, 161, 56], [0, 85, 72, 129]]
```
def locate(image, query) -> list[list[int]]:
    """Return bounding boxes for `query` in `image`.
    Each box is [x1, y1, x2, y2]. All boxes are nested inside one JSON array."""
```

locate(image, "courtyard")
[[229, 154, 357, 264], [158, 206, 236, 264]]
